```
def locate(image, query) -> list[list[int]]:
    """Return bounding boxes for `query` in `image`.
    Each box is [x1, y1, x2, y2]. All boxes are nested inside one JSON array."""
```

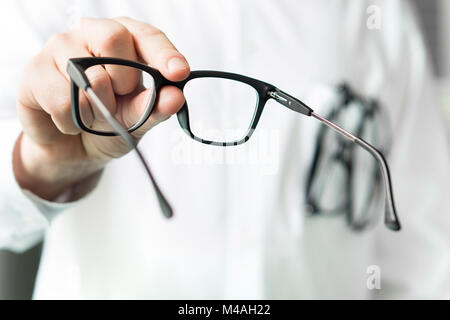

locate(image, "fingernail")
[[167, 57, 189, 73]]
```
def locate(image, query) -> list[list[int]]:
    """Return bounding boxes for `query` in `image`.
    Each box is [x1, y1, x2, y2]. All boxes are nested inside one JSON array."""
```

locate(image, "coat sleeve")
[[0, 0, 97, 253], [0, 120, 77, 253]]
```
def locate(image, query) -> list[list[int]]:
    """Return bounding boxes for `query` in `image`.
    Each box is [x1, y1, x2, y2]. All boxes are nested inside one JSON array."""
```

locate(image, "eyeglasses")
[[67, 57, 401, 231], [305, 84, 391, 231]]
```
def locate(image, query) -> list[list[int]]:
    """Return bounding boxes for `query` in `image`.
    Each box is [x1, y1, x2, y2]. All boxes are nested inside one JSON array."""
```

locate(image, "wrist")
[[13, 132, 106, 201]]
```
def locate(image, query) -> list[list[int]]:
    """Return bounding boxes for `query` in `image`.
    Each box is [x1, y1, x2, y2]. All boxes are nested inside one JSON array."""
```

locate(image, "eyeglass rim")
[[68, 57, 277, 144]]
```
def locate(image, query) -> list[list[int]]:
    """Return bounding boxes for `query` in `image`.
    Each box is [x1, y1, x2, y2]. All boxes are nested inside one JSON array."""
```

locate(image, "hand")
[[14, 17, 189, 200]]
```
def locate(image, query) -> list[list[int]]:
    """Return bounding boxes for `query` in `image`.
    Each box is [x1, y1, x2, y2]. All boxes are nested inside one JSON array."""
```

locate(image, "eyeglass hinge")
[[268, 90, 313, 116]]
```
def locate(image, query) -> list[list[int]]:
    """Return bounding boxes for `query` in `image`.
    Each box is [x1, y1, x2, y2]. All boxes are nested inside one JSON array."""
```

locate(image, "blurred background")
[[0, 0, 449, 299], [418, 0, 450, 135]]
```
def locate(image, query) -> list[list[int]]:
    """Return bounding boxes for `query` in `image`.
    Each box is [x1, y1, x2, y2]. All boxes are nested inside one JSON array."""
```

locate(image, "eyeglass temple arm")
[[269, 89, 401, 231], [67, 62, 172, 218], [86, 88, 173, 218]]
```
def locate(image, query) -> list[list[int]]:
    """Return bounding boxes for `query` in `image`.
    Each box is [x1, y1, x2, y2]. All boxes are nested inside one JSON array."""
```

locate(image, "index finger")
[[113, 17, 190, 82]]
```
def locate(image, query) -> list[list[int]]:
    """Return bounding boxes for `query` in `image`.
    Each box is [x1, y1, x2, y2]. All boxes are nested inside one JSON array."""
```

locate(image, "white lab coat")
[[0, 0, 449, 299]]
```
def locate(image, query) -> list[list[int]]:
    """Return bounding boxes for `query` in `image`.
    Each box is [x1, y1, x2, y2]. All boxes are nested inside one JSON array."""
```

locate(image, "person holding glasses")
[[0, 0, 449, 299]]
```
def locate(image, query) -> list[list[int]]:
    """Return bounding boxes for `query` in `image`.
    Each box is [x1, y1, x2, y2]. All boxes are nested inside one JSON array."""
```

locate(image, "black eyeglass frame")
[[67, 57, 401, 231], [68, 57, 307, 145]]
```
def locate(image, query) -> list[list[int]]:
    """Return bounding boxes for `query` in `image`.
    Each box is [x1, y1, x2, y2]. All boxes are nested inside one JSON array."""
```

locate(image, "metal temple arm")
[[86, 88, 173, 219], [311, 112, 400, 231], [269, 90, 401, 231]]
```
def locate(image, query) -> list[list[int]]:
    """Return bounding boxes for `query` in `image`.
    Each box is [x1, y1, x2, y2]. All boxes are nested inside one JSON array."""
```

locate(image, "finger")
[[113, 17, 190, 81], [73, 18, 140, 95], [19, 52, 81, 136], [115, 85, 154, 129], [46, 33, 118, 120], [131, 86, 185, 139], [17, 101, 60, 145], [36, 63, 81, 135]]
